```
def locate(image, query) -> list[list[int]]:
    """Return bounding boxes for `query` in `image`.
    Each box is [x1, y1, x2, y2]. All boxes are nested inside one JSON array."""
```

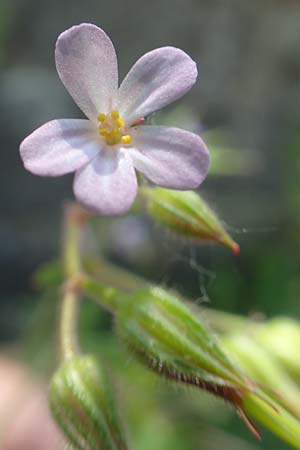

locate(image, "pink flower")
[[20, 24, 210, 216]]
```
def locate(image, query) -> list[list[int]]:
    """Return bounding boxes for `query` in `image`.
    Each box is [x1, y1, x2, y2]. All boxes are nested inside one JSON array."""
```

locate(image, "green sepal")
[[141, 187, 239, 254], [49, 355, 128, 450]]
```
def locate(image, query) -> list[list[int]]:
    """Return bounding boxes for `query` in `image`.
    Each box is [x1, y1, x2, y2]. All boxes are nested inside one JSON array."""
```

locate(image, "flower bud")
[[49, 355, 128, 450], [83, 278, 300, 447], [223, 334, 300, 419], [115, 285, 251, 400], [140, 187, 239, 254], [115, 286, 300, 441], [255, 318, 300, 379]]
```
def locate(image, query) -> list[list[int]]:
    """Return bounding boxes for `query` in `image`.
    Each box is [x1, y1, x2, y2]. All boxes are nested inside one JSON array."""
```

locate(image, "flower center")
[[97, 110, 132, 146]]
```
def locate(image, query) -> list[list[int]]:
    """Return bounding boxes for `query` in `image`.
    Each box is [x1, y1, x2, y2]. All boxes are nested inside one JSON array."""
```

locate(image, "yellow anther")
[[99, 127, 107, 136], [116, 118, 125, 128], [98, 110, 131, 146], [97, 113, 106, 122], [110, 110, 119, 119], [106, 133, 118, 145], [121, 135, 132, 145]]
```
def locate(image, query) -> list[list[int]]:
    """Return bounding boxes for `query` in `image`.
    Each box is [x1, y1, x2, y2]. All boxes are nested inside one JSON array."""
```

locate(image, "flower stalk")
[[51, 203, 129, 450], [59, 204, 89, 361], [59, 289, 79, 362]]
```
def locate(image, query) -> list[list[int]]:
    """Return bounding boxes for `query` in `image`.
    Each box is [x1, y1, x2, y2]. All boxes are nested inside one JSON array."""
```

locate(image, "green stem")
[[59, 204, 89, 361], [81, 274, 120, 313], [63, 204, 84, 278], [83, 256, 251, 335], [83, 257, 146, 293], [59, 290, 79, 361]]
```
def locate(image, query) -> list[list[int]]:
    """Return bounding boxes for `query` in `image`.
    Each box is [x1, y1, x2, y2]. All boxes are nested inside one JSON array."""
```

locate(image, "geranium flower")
[[20, 23, 210, 216]]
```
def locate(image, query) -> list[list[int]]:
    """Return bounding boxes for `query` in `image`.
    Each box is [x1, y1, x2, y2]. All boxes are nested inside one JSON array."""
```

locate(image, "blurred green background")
[[1, 0, 300, 449]]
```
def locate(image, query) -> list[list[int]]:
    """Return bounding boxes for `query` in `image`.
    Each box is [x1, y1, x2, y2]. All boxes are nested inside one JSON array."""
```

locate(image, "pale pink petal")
[[129, 126, 210, 189], [118, 47, 197, 125], [20, 119, 101, 176], [55, 24, 118, 122], [73, 150, 138, 216]]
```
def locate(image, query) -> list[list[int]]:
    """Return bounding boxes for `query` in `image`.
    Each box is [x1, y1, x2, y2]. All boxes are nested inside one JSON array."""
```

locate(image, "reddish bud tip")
[[232, 242, 240, 256], [132, 117, 145, 126], [239, 409, 262, 441], [247, 421, 262, 442]]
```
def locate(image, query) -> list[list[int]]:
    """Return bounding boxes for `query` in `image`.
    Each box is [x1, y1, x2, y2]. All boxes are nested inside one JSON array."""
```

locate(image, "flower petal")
[[20, 119, 101, 176], [118, 47, 197, 125], [73, 149, 138, 216], [55, 23, 118, 122], [129, 126, 210, 189]]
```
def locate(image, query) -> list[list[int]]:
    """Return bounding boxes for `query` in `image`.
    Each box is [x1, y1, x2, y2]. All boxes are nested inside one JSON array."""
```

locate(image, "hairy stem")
[[59, 289, 79, 361], [59, 204, 89, 361], [83, 257, 252, 334]]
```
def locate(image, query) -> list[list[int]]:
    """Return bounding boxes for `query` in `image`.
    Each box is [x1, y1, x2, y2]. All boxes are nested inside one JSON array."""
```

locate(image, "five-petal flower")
[[20, 23, 210, 216]]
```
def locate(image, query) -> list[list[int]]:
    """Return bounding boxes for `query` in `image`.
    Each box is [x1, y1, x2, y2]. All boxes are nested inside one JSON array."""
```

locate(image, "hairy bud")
[[114, 286, 260, 430], [49, 355, 128, 450], [83, 278, 300, 448], [255, 318, 300, 379], [223, 333, 300, 419], [141, 187, 239, 254]]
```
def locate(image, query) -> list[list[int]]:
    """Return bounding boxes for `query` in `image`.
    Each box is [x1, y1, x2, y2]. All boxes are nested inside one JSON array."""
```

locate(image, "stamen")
[[99, 128, 107, 136], [116, 118, 125, 128], [110, 111, 119, 119], [106, 135, 115, 145], [97, 110, 132, 147], [121, 135, 132, 145], [97, 113, 106, 122]]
